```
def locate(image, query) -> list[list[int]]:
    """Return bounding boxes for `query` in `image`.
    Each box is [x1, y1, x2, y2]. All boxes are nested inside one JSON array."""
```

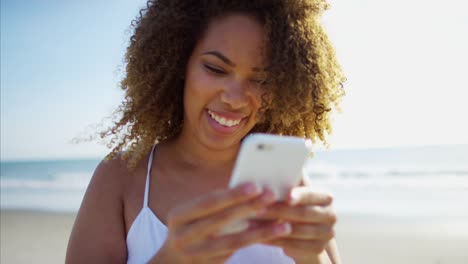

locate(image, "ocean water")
[[1, 145, 468, 217], [1, 159, 98, 212], [305, 145, 468, 218]]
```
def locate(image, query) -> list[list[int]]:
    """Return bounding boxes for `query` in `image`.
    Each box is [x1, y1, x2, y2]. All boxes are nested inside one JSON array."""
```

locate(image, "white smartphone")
[[229, 133, 312, 200], [221, 133, 312, 234]]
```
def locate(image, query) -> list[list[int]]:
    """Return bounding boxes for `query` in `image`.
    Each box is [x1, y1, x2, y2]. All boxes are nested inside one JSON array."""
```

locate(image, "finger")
[[186, 253, 231, 264], [203, 254, 231, 264], [246, 218, 277, 229], [258, 203, 337, 224], [266, 238, 328, 255], [167, 182, 261, 227], [179, 190, 276, 241], [288, 187, 333, 206], [287, 223, 335, 240], [251, 218, 335, 240], [191, 222, 292, 258]]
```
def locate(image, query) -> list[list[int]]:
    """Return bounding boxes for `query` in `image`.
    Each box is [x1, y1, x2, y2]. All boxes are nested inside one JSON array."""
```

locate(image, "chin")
[[201, 134, 243, 151]]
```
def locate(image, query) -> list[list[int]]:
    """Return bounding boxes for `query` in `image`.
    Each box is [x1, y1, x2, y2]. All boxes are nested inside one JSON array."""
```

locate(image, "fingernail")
[[289, 189, 301, 205], [260, 191, 275, 203], [248, 221, 262, 229], [256, 208, 267, 216], [274, 223, 292, 235], [243, 183, 259, 195], [291, 189, 301, 200]]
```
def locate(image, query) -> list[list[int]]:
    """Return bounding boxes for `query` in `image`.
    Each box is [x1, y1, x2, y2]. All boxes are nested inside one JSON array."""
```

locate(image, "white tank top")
[[126, 145, 295, 264]]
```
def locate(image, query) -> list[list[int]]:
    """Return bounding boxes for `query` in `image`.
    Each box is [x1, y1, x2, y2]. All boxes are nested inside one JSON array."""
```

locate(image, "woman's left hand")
[[258, 184, 336, 263]]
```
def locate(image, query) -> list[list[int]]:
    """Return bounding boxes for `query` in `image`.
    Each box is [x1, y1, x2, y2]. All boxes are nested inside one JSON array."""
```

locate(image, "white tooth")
[[208, 110, 242, 127]]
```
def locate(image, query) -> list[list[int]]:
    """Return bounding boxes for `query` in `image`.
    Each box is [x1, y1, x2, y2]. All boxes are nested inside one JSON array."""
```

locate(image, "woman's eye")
[[204, 64, 226, 75]]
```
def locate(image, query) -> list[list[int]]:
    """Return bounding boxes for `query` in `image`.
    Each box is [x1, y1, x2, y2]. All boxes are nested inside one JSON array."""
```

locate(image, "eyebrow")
[[202, 51, 235, 67], [202, 50, 264, 72]]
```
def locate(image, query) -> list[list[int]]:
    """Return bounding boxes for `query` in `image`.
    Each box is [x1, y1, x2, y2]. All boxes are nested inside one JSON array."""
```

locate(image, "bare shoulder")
[[81, 154, 135, 209], [65, 154, 133, 264], [94, 153, 134, 189]]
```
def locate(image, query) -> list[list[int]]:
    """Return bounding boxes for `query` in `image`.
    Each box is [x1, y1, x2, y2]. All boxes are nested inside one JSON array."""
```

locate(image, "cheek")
[[185, 68, 219, 100]]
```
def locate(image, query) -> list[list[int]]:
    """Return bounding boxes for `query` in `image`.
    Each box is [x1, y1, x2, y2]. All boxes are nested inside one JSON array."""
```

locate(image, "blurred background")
[[1, 0, 467, 263]]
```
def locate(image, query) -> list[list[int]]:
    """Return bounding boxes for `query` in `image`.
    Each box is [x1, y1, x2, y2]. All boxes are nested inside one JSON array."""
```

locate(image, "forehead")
[[194, 13, 267, 66]]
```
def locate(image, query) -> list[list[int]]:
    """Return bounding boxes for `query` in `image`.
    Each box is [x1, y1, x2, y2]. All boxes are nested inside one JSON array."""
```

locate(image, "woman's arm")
[[65, 159, 128, 263]]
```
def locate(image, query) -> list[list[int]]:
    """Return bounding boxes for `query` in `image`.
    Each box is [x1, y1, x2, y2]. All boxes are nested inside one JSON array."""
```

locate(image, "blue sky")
[[1, 0, 467, 161], [1, 0, 145, 160]]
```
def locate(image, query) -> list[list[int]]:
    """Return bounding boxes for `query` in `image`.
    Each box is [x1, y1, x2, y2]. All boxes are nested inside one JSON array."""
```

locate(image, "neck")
[[167, 129, 240, 171]]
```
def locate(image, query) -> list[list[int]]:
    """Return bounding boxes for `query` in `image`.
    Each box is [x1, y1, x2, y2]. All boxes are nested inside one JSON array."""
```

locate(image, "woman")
[[66, 0, 345, 263]]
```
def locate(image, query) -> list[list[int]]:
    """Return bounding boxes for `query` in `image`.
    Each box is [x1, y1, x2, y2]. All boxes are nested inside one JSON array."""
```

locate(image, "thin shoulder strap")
[[143, 145, 157, 208]]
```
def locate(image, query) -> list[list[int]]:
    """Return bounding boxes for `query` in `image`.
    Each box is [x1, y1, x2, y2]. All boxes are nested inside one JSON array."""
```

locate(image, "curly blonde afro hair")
[[101, 0, 346, 168]]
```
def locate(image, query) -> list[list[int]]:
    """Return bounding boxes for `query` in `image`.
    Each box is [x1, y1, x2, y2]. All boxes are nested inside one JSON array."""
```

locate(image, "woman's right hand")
[[149, 183, 292, 264]]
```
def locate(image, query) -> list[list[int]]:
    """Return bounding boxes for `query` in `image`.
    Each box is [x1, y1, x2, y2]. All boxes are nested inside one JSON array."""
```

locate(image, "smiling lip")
[[207, 109, 247, 120], [205, 109, 247, 135]]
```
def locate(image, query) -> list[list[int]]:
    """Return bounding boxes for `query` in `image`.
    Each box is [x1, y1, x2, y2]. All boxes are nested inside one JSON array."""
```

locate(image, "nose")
[[220, 80, 249, 109]]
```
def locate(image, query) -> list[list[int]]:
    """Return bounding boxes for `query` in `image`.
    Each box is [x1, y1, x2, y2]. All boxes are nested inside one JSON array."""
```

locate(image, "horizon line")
[[2, 143, 467, 163]]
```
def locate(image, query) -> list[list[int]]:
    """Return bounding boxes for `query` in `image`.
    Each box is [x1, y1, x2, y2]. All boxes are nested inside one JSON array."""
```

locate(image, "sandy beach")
[[1, 209, 467, 264], [336, 214, 468, 264], [1, 210, 76, 264]]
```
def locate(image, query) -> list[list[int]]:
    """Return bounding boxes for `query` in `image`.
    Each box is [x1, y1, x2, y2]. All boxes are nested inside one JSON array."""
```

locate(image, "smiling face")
[[181, 13, 268, 151]]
